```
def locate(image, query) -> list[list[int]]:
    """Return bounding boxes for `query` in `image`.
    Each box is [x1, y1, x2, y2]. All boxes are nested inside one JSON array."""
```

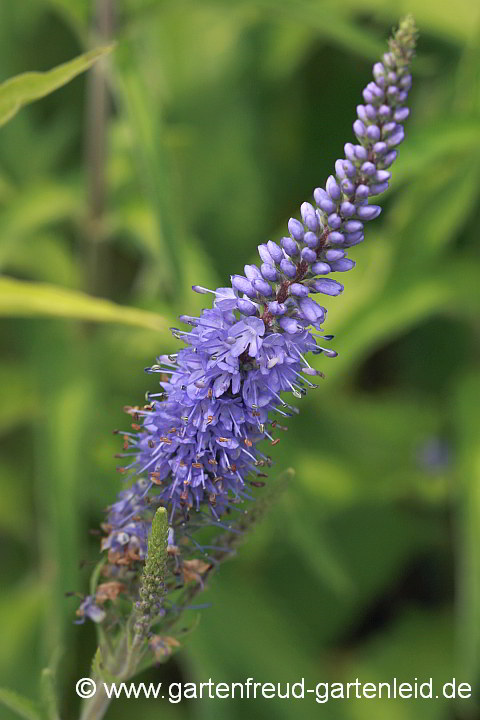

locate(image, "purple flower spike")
[[82, 17, 417, 627]]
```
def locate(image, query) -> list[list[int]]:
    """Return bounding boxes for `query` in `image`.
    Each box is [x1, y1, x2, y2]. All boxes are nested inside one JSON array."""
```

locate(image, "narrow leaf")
[[0, 688, 41, 720], [0, 277, 166, 331], [40, 669, 59, 720], [0, 45, 114, 127]]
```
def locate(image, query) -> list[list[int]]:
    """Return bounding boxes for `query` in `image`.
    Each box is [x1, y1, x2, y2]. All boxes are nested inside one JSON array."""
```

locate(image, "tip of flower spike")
[[389, 15, 418, 67]]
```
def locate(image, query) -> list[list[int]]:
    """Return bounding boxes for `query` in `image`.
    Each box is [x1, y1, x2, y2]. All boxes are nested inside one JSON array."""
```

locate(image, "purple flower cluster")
[[77, 18, 417, 624]]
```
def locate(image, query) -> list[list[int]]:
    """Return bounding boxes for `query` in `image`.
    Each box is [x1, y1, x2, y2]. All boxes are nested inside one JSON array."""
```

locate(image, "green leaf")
[[39, 669, 59, 720], [0, 277, 166, 331], [0, 45, 114, 127], [0, 688, 41, 720], [91, 647, 119, 685], [256, 0, 385, 59]]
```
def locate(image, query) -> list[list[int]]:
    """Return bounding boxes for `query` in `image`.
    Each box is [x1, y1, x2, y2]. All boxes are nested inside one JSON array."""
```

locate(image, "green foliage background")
[[1, 1, 480, 718]]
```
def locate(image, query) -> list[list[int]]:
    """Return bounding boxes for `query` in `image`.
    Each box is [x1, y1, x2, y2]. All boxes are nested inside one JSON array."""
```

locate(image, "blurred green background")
[[1, 1, 480, 719]]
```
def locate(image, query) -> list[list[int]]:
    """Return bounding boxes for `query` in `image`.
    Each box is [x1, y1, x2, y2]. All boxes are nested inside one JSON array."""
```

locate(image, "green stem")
[[78, 681, 112, 720], [79, 631, 144, 720]]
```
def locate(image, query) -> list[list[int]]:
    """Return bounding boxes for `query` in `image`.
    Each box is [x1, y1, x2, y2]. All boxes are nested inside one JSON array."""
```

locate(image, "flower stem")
[[78, 681, 112, 720]]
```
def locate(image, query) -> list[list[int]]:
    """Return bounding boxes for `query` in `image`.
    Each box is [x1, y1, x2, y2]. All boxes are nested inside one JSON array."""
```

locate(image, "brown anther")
[[271, 421, 277, 428], [150, 472, 162, 484], [148, 439, 155, 448], [206, 416, 214, 424], [208, 458, 218, 465], [209, 493, 216, 506], [159, 436, 172, 444], [230, 464, 237, 472], [271, 438, 280, 446], [192, 463, 203, 469], [131, 423, 141, 431], [168, 427, 177, 433], [218, 437, 228, 443], [123, 435, 129, 450], [207, 388, 213, 399], [179, 461, 186, 467], [252, 411, 260, 417], [116, 466, 126, 474], [250, 481, 266, 488], [123, 405, 139, 415], [256, 472, 268, 478], [143, 404, 154, 411], [244, 438, 253, 447]]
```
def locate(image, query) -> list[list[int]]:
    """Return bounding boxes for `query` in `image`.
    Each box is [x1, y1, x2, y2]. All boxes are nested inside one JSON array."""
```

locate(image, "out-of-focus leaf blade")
[[0, 277, 166, 331], [0, 689, 41, 720], [0, 45, 114, 127], [256, 0, 385, 59]]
